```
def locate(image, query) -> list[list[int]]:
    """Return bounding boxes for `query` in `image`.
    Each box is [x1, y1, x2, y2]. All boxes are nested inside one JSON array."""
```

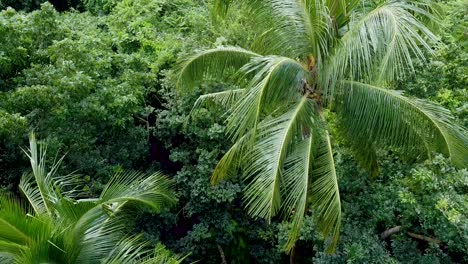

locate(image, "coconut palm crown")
[[177, 0, 468, 253], [0, 134, 181, 263]]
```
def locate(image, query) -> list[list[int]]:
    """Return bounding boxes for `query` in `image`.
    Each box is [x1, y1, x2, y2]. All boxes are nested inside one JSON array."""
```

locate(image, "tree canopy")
[[0, 0, 467, 263]]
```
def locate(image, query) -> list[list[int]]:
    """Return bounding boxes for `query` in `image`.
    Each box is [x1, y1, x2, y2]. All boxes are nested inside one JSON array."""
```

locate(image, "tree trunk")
[[290, 245, 297, 264]]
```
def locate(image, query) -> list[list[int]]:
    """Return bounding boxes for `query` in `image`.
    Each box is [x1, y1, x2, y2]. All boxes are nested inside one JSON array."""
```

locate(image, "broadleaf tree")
[[177, 0, 468, 254]]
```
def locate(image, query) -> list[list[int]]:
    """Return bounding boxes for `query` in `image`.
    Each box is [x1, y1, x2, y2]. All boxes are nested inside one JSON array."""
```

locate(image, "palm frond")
[[192, 89, 245, 112], [99, 171, 177, 213], [309, 130, 341, 253], [226, 55, 310, 141], [338, 81, 468, 167], [325, 0, 358, 29], [18, 173, 47, 216], [0, 195, 32, 246], [140, 244, 186, 264], [254, 0, 333, 58], [211, 131, 252, 185], [21, 133, 56, 217], [243, 96, 316, 221], [177, 46, 260, 91], [281, 135, 314, 252], [322, 1, 439, 98], [0, 241, 25, 259], [101, 235, 151, 264], [0, 194, 53, 247]]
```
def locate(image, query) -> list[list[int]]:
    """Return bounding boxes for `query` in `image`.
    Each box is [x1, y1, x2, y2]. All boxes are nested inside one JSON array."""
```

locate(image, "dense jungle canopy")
[[0, 0, 467, 263]]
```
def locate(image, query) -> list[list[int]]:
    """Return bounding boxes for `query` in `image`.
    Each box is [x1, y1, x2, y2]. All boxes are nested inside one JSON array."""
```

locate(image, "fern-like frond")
[[99, 171, 177, 212], [18, 173, 47, 216], [310, 130, 341, 253], [338, 81, 468, 167], [322, 1, 439, 98], [101, 235, 151, 264], [226, 56, 310, 141], [281, 135, 314, 252], [243, 96, 316, 221], [177, 46, 260, 91], [192, 89, 245, 112], [211, 131, 252, 184]]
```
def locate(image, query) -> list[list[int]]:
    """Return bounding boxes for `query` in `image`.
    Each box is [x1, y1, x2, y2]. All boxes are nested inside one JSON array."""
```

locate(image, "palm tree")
[[177, 0, 468, 253], [0, 133, 183, 263]]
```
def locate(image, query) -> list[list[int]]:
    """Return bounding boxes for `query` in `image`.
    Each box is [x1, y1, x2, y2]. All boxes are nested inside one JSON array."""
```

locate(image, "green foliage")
[[178, 0, 468, 254], [0, 0, 47, 11], [0, 134, 180, 263], [397, 0, 467, 126], [83, 0, 120, 14], [0, 0, 467, 263]]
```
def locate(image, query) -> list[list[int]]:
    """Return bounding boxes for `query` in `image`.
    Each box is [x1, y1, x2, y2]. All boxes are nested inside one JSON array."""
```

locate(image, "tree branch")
[[380, 226, 441, 244], [217, 244, 227, 264]]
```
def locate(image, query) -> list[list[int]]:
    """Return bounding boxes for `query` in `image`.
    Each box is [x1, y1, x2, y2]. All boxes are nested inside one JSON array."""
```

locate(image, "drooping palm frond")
[[343, 139, 380, 177], [101, 235, 151, 264], [309, 130, 341, 253], [211, 130, 253, 184], [337, 81, 468, 168], [226, 56, 310, 141], [181, 0, 462, 256], [322, 1, 439, 98], [177, 46, 260, 91], [98, 170, 177, 213], [192, 88, 245, 113], [281, 135, 314, 252], [243, 96, 316, 221]]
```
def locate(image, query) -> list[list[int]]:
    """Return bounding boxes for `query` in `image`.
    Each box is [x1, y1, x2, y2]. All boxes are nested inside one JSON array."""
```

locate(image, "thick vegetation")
[[0, 0, 467, 263]]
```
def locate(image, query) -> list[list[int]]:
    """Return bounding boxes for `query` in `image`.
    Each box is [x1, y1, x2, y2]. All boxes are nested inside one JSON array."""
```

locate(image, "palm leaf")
[[192, 88, 246, 112], [281, 135, 314, 252], [18, 173, 47, 216], [211, 131, 253, 185], [309, 130, 341, 253], [177, 46, 260, 91], [243, 96, 316, 220], [21, 133, 56, 217], [338, 81, 468, 168], [226, 55, 310, 141], [0, 194, 53, 247], [322, 1, 439, 98], [99, 171, 177, 212]]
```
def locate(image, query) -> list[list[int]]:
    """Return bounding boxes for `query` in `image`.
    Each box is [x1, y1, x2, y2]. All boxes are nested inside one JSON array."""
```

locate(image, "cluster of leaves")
[[310, 152, 468, 263], [397, 0, 467, 126], [0, 0, 466, 263], [0, 134, 181, 263], [0, 0, 251, 192]]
